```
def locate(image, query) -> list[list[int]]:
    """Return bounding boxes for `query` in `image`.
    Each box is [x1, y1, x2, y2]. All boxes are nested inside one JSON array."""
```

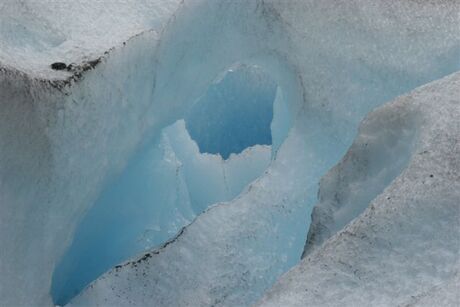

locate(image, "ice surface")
[[402, 274, 460, 307], [52, 62, 277, 305], [0, 31, 167, 306], [51, 120, 271, 305], [303, 95, 418, 256], [258, 72, 460, 307], [0, 0, 459, 306], [69, 124, 314, 307], [0, 0, 181, 77], [71, 0, 460, 303]]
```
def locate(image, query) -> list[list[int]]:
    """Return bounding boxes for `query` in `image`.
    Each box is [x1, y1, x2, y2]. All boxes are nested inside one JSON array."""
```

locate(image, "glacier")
[[0, 0, 459, 306], [258, 72, 460, 307]]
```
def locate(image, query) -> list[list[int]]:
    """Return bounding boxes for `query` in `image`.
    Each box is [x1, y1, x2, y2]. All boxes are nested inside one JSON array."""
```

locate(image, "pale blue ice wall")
[[52, 65, 276, 305], [185, 66, 276, 159]]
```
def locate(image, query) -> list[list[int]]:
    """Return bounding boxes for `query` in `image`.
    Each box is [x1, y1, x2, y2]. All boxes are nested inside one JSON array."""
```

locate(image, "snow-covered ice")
[[258, 72, 460, 307], [0, 0, 459, 306], [51, 119, 272, 305], [0, 0, 181, 77], [1, 2, 180, 304]]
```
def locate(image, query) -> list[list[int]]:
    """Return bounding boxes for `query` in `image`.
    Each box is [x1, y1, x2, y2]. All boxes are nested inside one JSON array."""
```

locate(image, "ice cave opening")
[[185, 65, 276, 159], [51, 64, 286, 306]]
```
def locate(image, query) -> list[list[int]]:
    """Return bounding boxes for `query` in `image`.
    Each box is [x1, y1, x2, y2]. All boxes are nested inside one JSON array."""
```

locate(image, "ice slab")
[[51, 120, 271, 305], [0, 30, 164, 306], [185, 65, 276, 159], [402, 274, 460, 307], [68, 123, 314, 307], [258, 72, 460, 307]]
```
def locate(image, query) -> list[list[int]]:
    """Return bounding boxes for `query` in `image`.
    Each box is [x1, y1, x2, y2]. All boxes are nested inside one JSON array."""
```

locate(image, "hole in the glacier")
[[185, 64, 277, 159], [51, 64, 285, 306]]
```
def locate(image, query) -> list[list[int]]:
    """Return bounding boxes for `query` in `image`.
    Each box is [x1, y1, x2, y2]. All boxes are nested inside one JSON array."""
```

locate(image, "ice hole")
[[51, 65, 284, 305], [185, 65, 277, 159]]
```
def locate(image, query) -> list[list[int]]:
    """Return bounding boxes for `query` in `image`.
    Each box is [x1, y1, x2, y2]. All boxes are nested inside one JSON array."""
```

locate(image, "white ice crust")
[[258, 72, 460, 307], [0, 0, 459, 306]]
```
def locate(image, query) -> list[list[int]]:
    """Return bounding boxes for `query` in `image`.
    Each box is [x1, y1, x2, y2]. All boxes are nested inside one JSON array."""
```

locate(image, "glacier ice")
[[51, 119, 272, 305], [303, 97, 418, 257], [0, 0, 181, 77], [0, 0, 459, 306], [51, 64, 277, 305], [70, 1, 459, 305], [258, 72, 460, 307]]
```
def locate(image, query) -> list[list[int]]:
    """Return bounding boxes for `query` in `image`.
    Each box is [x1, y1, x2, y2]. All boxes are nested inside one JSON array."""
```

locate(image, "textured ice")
[[0, 4, 179, 305], [0, 0, 459, 306], [0, 34, 161, 306], [70, 1, 459, 305], [0, 0, 181, 77], [51, 120, 271, 305], [258, 72, 460, 307], [403, 274, 460, 307]]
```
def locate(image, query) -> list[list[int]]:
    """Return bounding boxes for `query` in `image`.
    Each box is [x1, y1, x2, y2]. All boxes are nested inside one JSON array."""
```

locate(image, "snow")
[[403, 274, 460, 307], [0, 0, 181, 78], [258, 72, 460, 307], [0, 0, 459, 306]]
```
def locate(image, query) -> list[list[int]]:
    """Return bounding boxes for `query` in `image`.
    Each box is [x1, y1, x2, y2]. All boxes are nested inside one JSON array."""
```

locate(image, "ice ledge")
[[0, 23, 163, 307], [0, 0, 181, 78], [0, 29, 159, 90], [258, 71, 460, 307]]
